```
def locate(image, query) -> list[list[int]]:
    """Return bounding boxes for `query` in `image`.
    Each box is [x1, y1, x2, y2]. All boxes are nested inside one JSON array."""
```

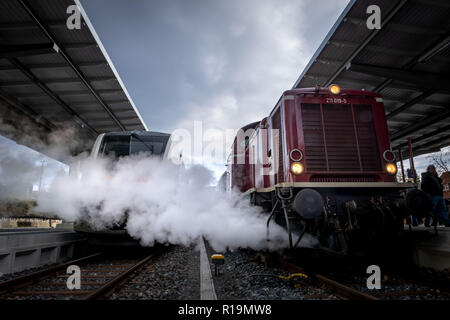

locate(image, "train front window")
[[100, 134, 170, 159], [130, 135, 169, 156], [101, 135, 130, 158]]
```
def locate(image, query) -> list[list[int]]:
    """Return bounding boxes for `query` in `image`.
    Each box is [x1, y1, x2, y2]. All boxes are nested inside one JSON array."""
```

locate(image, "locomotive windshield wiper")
[[131, 132, 154, 154]]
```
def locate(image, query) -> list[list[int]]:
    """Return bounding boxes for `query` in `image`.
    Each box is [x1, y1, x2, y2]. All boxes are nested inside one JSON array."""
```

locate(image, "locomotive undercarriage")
[[253, 186, 413, 254]]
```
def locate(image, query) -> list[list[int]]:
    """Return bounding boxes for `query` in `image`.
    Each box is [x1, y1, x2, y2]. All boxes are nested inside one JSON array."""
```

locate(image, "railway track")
[[280, 260, 378, 300], [0, 250, 161, 300], [280, 259, 450, 300]]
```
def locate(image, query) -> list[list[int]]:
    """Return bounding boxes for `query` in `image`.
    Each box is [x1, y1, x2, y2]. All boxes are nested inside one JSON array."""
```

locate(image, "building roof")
[[441, 171, 450, 183], [0, 0, 148, 161], [293, 0, 450, 159]]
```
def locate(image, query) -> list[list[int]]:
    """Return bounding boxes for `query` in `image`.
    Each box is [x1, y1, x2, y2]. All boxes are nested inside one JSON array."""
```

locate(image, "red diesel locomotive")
[[227, 85, 428, 253]]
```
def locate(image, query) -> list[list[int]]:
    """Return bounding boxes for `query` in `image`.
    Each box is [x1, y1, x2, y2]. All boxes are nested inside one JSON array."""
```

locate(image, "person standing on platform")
[[421, 165, 450, 227]]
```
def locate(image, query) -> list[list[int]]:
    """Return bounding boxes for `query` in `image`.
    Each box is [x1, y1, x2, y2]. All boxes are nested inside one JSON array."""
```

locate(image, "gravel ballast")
[[109, 245, 200, 300], [204, 243, 339, 300]]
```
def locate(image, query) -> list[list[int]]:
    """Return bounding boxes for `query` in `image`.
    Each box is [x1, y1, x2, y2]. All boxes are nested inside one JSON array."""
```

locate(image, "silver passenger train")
[[73, 130, 172, 247]]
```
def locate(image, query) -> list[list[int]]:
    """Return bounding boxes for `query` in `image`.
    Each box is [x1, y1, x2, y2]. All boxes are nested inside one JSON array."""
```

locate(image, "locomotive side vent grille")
[[301, 103, 381, 173], [310, 175, 379, 183]]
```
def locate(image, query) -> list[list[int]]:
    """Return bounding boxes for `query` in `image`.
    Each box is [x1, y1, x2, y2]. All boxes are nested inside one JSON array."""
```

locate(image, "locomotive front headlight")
[[386, 163, 397, 175], [291, 162, 304, 175], [329, 84, 341, 95]]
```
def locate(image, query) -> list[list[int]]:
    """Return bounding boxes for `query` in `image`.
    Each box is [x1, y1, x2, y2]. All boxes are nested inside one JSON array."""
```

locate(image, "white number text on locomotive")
[[325, 97, 348, 104]]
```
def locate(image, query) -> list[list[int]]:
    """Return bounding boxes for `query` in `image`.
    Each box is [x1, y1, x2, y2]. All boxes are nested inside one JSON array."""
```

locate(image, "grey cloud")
[[80, 0, 350, 133]]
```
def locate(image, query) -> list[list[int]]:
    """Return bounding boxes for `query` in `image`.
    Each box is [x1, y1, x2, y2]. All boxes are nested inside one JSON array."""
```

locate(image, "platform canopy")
[[293, 0, 450, 159], [0, 0, 148, 161]]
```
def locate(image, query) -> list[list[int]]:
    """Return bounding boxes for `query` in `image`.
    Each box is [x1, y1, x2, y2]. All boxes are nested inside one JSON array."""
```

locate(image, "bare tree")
[[427, 149, 449, 175]]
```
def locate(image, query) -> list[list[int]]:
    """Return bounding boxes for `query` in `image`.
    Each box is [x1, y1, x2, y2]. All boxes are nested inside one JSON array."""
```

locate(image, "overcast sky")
[[80, 0, 349, 134], [76, 0, 351, 176]]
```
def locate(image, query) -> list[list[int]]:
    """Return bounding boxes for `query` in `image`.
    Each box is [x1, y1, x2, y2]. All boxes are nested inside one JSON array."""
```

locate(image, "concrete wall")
[[0, 230, 85, 276]]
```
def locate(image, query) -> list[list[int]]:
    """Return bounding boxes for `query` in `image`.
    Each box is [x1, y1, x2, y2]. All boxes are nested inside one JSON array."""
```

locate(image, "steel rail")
[[84, 253, 158, 300], [280, 260, 378, 300], [0, 252, 102, 294], [314, 274, 378, 301]]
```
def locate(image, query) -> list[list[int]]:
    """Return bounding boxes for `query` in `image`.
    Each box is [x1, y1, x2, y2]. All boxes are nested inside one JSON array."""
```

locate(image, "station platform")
[[0, 228, 86, 276], [405, 225, 450, 271]]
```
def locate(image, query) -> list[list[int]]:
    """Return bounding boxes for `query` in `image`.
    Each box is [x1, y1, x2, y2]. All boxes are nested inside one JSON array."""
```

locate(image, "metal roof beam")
[[64, 42, 98, 50], [324, 0, 408, 87], [414, 0, 450, 9], [374, 33, 450, 92], [326, 77, 450, 94], [8, 57, 97, 135], [394, 124, 450, 149], [386, 89, 437, 119], [86, 115, 138, 121], [344, 17, 446, 35], [383, 97, 447, 108], [0, 80, 36, 87], [0, 76, 116, 86], [386, 119, 412, 124], [417, 35, 450, 63], [314, 59, 342, 66], [0, 87, 55, 131], [12, 92, 48, 98], [59, 89, 121, 96], [329, 41, 419, 57], [44, 76, 115, 84], [15, 90, 116, 99], [386, 109, 435, 116], [0, 43, 58, 59], [390, 107, 450, 142], [410, 135, 450, 154], [0, 61, 107, 71], [17, 0, 126, 131], [65, 99, 128, 107], [0, 20, 66, 31], [349, 63, 448, 90], [79, 108, 133, 116], [93, 124, 119, 130]]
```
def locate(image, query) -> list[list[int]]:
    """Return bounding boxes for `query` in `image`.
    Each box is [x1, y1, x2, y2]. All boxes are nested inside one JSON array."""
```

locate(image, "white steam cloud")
[[36, 154, 291, 251]]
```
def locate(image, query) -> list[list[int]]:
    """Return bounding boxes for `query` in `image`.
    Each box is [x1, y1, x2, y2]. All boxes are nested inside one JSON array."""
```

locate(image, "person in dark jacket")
[[421, 165, 450, 227]]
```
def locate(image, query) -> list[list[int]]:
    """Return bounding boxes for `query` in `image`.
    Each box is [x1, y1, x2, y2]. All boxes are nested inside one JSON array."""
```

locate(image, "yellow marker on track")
[[279, 273, 308, 280]]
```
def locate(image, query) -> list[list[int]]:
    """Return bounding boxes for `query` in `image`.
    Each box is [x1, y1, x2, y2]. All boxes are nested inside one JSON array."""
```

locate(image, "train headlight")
[[329, 84, 341, 95], [386, 163, 397, 175], [291, 162, 304, 175]]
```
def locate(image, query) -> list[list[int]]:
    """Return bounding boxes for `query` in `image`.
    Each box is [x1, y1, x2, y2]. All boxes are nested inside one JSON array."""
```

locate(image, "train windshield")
[[100, 134, 169, 158]]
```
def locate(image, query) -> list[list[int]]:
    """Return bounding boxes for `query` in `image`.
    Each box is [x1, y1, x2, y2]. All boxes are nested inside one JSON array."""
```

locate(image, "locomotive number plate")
[[325, 98, 348, 104]]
